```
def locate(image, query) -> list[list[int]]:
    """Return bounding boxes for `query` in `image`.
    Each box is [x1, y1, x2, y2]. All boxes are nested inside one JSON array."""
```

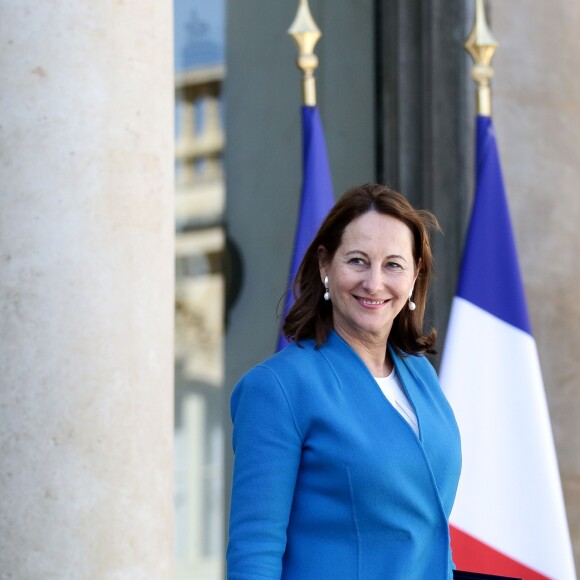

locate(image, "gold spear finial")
[[465, 0, 499, 117], [288, 0, 322, 106]]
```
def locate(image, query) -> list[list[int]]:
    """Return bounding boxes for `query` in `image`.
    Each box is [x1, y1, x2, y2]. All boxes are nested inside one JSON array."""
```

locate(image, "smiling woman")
[[285, 183, 440, 357], [227, 183, 462, 580], [318, 212, 418, 376]]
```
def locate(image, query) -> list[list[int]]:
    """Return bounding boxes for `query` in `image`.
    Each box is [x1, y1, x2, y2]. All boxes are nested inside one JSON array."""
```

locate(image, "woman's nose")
[[362, 266, 382, 294]]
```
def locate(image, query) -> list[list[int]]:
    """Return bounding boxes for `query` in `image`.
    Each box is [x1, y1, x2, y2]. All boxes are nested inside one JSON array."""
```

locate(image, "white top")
[[374, 369, 420, 437]]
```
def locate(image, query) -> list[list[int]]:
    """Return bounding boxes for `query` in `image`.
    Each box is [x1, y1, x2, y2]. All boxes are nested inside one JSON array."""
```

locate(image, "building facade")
[[1, 1, 577, 579], [224, 0, 580, 575]]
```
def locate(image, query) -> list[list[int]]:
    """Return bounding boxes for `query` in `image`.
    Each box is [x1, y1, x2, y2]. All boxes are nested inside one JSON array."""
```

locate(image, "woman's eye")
[[349, 257, 366, 266], [386, 262, 403, 270]]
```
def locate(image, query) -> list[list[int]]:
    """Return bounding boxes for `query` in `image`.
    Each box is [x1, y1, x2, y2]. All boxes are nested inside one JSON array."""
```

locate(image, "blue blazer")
[[227, 331, 462, 579]]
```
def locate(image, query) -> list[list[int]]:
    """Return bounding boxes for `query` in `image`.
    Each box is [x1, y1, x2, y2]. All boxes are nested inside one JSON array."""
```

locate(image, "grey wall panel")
[[225, 0, 375, 382]]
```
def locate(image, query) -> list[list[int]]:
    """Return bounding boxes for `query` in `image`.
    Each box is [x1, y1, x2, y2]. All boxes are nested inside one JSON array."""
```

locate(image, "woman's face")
[[319, 211, 418, 346]]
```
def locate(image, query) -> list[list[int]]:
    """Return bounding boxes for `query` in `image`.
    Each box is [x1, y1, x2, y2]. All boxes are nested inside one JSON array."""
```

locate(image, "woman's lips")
[[354, 296, 388, 306]]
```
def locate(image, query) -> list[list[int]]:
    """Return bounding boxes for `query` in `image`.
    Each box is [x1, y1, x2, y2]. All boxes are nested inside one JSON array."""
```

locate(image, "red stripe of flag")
[[450, 525, 552, 580]]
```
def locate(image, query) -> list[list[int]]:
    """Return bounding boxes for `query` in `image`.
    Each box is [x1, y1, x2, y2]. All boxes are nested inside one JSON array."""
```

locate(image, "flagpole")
[[464, 0, 499, 117], [288, 0, 322, 106]]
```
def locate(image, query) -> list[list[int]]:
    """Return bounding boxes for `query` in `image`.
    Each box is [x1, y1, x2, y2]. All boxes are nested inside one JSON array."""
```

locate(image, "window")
[[173, 2, 226, 578]]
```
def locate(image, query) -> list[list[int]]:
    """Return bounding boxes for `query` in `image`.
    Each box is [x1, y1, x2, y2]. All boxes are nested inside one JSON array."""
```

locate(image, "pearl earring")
[[323, 276, 330, 301], [408, 290, 416, 311]]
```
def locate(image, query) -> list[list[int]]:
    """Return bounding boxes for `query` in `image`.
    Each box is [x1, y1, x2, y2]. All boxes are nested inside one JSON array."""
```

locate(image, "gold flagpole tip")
[[465, 0, 499, 117], [288, 0, 322, 107]]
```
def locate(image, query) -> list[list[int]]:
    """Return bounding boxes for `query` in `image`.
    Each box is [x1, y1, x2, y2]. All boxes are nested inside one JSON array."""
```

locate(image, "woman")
[[227, 184, 462, 579]]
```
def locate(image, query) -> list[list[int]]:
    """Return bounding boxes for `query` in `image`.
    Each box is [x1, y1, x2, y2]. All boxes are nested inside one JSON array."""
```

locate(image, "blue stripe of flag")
[[456, 115, 532, 334], [277, 106, 334, 351]]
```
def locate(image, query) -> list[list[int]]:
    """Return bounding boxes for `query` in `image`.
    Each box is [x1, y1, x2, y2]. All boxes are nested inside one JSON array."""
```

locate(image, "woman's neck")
[[333, 325, 392, 377]]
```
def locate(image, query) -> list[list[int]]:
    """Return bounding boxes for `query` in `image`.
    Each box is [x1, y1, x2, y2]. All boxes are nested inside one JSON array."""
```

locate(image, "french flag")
[[440, 116, 577, 579]]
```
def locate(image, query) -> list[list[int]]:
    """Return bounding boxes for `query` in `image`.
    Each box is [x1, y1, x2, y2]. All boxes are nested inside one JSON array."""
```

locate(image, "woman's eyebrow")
[[345, 250, 408, 262]]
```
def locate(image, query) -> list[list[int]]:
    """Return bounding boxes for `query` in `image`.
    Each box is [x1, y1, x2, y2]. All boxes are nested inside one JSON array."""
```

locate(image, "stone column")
[[0, 2, 174, 578]]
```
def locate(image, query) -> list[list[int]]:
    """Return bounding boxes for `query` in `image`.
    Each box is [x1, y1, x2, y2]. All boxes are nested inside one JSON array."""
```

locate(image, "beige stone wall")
[[491, 2, 580, 572]]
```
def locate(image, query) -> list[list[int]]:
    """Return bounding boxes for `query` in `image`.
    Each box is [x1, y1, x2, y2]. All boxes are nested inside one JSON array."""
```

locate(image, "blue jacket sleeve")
[[227, 365, 303, 579]]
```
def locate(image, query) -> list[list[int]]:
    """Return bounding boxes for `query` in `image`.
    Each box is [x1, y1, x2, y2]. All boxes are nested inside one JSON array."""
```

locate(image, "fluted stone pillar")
[[0, 2, 174, 578]]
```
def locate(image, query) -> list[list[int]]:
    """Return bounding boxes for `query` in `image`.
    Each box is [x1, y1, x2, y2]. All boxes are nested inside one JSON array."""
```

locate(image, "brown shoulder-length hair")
[[282, 183, 441, 355]]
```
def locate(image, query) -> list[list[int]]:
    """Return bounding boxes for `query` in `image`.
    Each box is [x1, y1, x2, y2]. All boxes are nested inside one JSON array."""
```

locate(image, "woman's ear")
[[317, 246, 329, 279], [414, 257, 422, 284]]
